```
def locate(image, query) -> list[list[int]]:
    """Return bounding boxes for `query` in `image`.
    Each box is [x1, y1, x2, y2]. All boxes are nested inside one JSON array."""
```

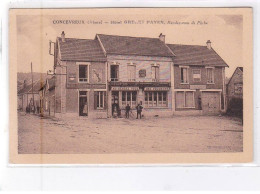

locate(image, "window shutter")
[[94, 91, 97, 110]]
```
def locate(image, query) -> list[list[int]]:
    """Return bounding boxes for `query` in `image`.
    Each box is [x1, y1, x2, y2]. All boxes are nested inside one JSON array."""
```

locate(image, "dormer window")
[[151, 63, 160, 82]]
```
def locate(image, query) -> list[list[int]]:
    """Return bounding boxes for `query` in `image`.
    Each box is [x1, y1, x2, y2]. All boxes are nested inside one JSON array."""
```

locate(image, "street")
[[18, 112, 243, 154]]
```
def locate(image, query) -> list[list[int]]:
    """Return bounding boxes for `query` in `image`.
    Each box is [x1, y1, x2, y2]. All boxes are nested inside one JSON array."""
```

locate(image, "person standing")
[[136, 103, 143, 119], [125, 104, 131, 119]]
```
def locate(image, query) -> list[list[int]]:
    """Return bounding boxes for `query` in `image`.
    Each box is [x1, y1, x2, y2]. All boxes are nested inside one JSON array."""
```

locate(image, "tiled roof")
[[58, 38, 106, 62], [18, 80, 44, 95], [167, 44, 228, 67], [97, 34, 174, 57]]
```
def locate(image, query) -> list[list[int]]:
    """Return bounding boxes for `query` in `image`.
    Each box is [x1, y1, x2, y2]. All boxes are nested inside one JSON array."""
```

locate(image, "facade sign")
[[111, 87, 139, 91], [190, 85, 206, 90], [139, 69, 146, 78], [144, 87, 170, 91]]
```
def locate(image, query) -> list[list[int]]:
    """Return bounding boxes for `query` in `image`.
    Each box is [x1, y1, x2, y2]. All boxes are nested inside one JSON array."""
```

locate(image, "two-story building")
[[167, 41, 228, 115], [96, 33, 175, 117], [48, 31, 108, 118], [45, 32, 229, 118]]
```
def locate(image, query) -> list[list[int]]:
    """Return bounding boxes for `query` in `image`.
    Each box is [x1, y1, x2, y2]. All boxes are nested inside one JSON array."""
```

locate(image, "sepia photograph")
[[9, 8, 253, 163]]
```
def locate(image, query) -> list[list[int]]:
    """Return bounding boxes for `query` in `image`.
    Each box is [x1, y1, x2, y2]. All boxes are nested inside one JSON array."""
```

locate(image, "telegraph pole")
[[31, 62, 35, 113]]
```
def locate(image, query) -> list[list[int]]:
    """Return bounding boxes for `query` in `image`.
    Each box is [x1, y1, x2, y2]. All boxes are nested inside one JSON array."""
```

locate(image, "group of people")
[[113, 102, 143, 119]]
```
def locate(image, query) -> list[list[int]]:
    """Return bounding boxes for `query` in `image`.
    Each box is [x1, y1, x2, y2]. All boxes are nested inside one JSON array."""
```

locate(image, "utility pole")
[[31, 62, 35, 113]]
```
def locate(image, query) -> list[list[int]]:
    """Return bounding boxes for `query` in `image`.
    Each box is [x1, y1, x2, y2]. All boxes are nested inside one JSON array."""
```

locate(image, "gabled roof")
[[97, 34, 174, 57], [18, 80, 44, 95], [227, 67, 243, 85], [57, 38, 106, 62], [167, 44, 229, 67]]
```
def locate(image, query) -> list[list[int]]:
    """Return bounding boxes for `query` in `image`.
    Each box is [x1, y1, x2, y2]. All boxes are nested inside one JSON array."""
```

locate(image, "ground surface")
[[18, 112, 243, 154]]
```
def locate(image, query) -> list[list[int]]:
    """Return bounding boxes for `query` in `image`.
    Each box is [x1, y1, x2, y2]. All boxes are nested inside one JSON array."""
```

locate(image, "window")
[[234, 83, 243, 94], [122, 91, 137, 107], [180, 67, 189, 83], [111, 65, 119, 81], [176, 91, 195, 108], [192, 69, 201, 82], [94, 91, 105, 109], [206, 67, 214, 83], [144, 91, 167, 107], [151, 64, 159, 81], [79, 65, 88, 82], [127, 63, 136, 81]]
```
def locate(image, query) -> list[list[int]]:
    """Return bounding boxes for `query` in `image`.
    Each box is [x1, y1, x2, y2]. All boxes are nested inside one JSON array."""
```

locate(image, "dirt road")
[[18, 113, 243, 154]]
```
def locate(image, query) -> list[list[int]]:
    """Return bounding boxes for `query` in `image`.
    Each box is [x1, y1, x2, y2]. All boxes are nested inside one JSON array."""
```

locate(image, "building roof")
[[238, 67, 243, 72], [58, 38, 106, 62], [97, 34, 174, 57], [227, 67, 243, 85], [167, 44, 229, 67], [18, 80, 44, 95]]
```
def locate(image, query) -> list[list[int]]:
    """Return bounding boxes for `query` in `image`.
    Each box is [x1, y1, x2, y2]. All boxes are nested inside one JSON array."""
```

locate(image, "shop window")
[[79, 65, 89, 82], [94, 91, 105, 109], [206, 67, 214, 83], [176, 91, 195, 108], [151, 64, 160, 81], [181, 67, 189, 84], [122, 91, 137, 108], [127, 63, 136, 81], [192, 69, 201, 82], [144, 91, 167, 107]]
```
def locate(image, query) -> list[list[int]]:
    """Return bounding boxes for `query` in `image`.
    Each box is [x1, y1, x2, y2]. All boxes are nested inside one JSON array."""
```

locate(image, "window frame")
[[95, 91, 105, 110], [127, 62, 136, 82], [122, 91, 137, 108], [151, 63, 160, 82], [144, 91, 168, 108], [206, 66, 215, 84], [175, 90, 195, 108], [180, 66, 189, 84], [77, 62, 90, 83], [192, 69, 201, 82]]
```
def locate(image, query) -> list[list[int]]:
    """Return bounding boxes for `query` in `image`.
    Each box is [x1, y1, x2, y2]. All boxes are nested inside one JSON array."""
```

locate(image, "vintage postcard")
[[9, 8, 253, 164]]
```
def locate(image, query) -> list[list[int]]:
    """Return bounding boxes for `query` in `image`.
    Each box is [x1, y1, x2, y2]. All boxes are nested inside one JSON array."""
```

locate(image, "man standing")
[[136, 103, 143, 119], [125, 104, 131, 119]]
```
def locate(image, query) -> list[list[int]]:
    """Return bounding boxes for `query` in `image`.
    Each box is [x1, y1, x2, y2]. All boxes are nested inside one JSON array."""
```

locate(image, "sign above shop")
[[144, 87, 170, 91], [111, 87, 139, 91], [190, 85, 206, 90]]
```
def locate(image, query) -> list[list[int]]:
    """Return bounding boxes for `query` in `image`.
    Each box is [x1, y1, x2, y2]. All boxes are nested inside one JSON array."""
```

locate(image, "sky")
[[16, 13, 243, 77]]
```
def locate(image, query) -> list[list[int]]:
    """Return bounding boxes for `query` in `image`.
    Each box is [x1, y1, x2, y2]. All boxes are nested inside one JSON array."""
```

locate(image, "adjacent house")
[[226, 67, 243, 115], [48, 31, 108, 118], [17, 79, 43, 112], [167, 41, 229, 115], [41, 32, 229, 118]]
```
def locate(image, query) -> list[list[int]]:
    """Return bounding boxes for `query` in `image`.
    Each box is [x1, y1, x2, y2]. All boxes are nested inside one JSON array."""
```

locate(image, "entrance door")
[[79, 91, 88, 116], [111, 91, 120, 116], [201, 92, 220, 115]]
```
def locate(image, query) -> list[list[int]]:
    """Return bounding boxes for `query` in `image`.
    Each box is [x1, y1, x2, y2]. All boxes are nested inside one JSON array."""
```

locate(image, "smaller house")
[[17, 79, 43, 113], [226, 67, 243, 115]]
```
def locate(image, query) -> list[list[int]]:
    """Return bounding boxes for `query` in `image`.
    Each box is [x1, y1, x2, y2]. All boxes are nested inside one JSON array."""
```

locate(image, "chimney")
[[23, 79, 27, 89], [61, 31, 65, 42], [206, 40, 212, 50], [159, 33, 165, 43]]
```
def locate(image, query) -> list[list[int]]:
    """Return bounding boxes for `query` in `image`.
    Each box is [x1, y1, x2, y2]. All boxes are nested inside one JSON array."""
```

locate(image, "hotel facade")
[[40, 32, 228, 118]]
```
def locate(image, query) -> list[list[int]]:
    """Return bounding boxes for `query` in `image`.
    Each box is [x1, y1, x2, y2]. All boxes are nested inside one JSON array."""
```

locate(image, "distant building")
[[17, 80, 43, 112], [42, 32, 229, 118], [226, 67, 243, 114]]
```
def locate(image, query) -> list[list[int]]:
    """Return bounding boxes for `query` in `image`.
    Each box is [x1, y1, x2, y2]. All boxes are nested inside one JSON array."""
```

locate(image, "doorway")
[[111, 91, 120, 116], [79, 91, 88, 116]]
